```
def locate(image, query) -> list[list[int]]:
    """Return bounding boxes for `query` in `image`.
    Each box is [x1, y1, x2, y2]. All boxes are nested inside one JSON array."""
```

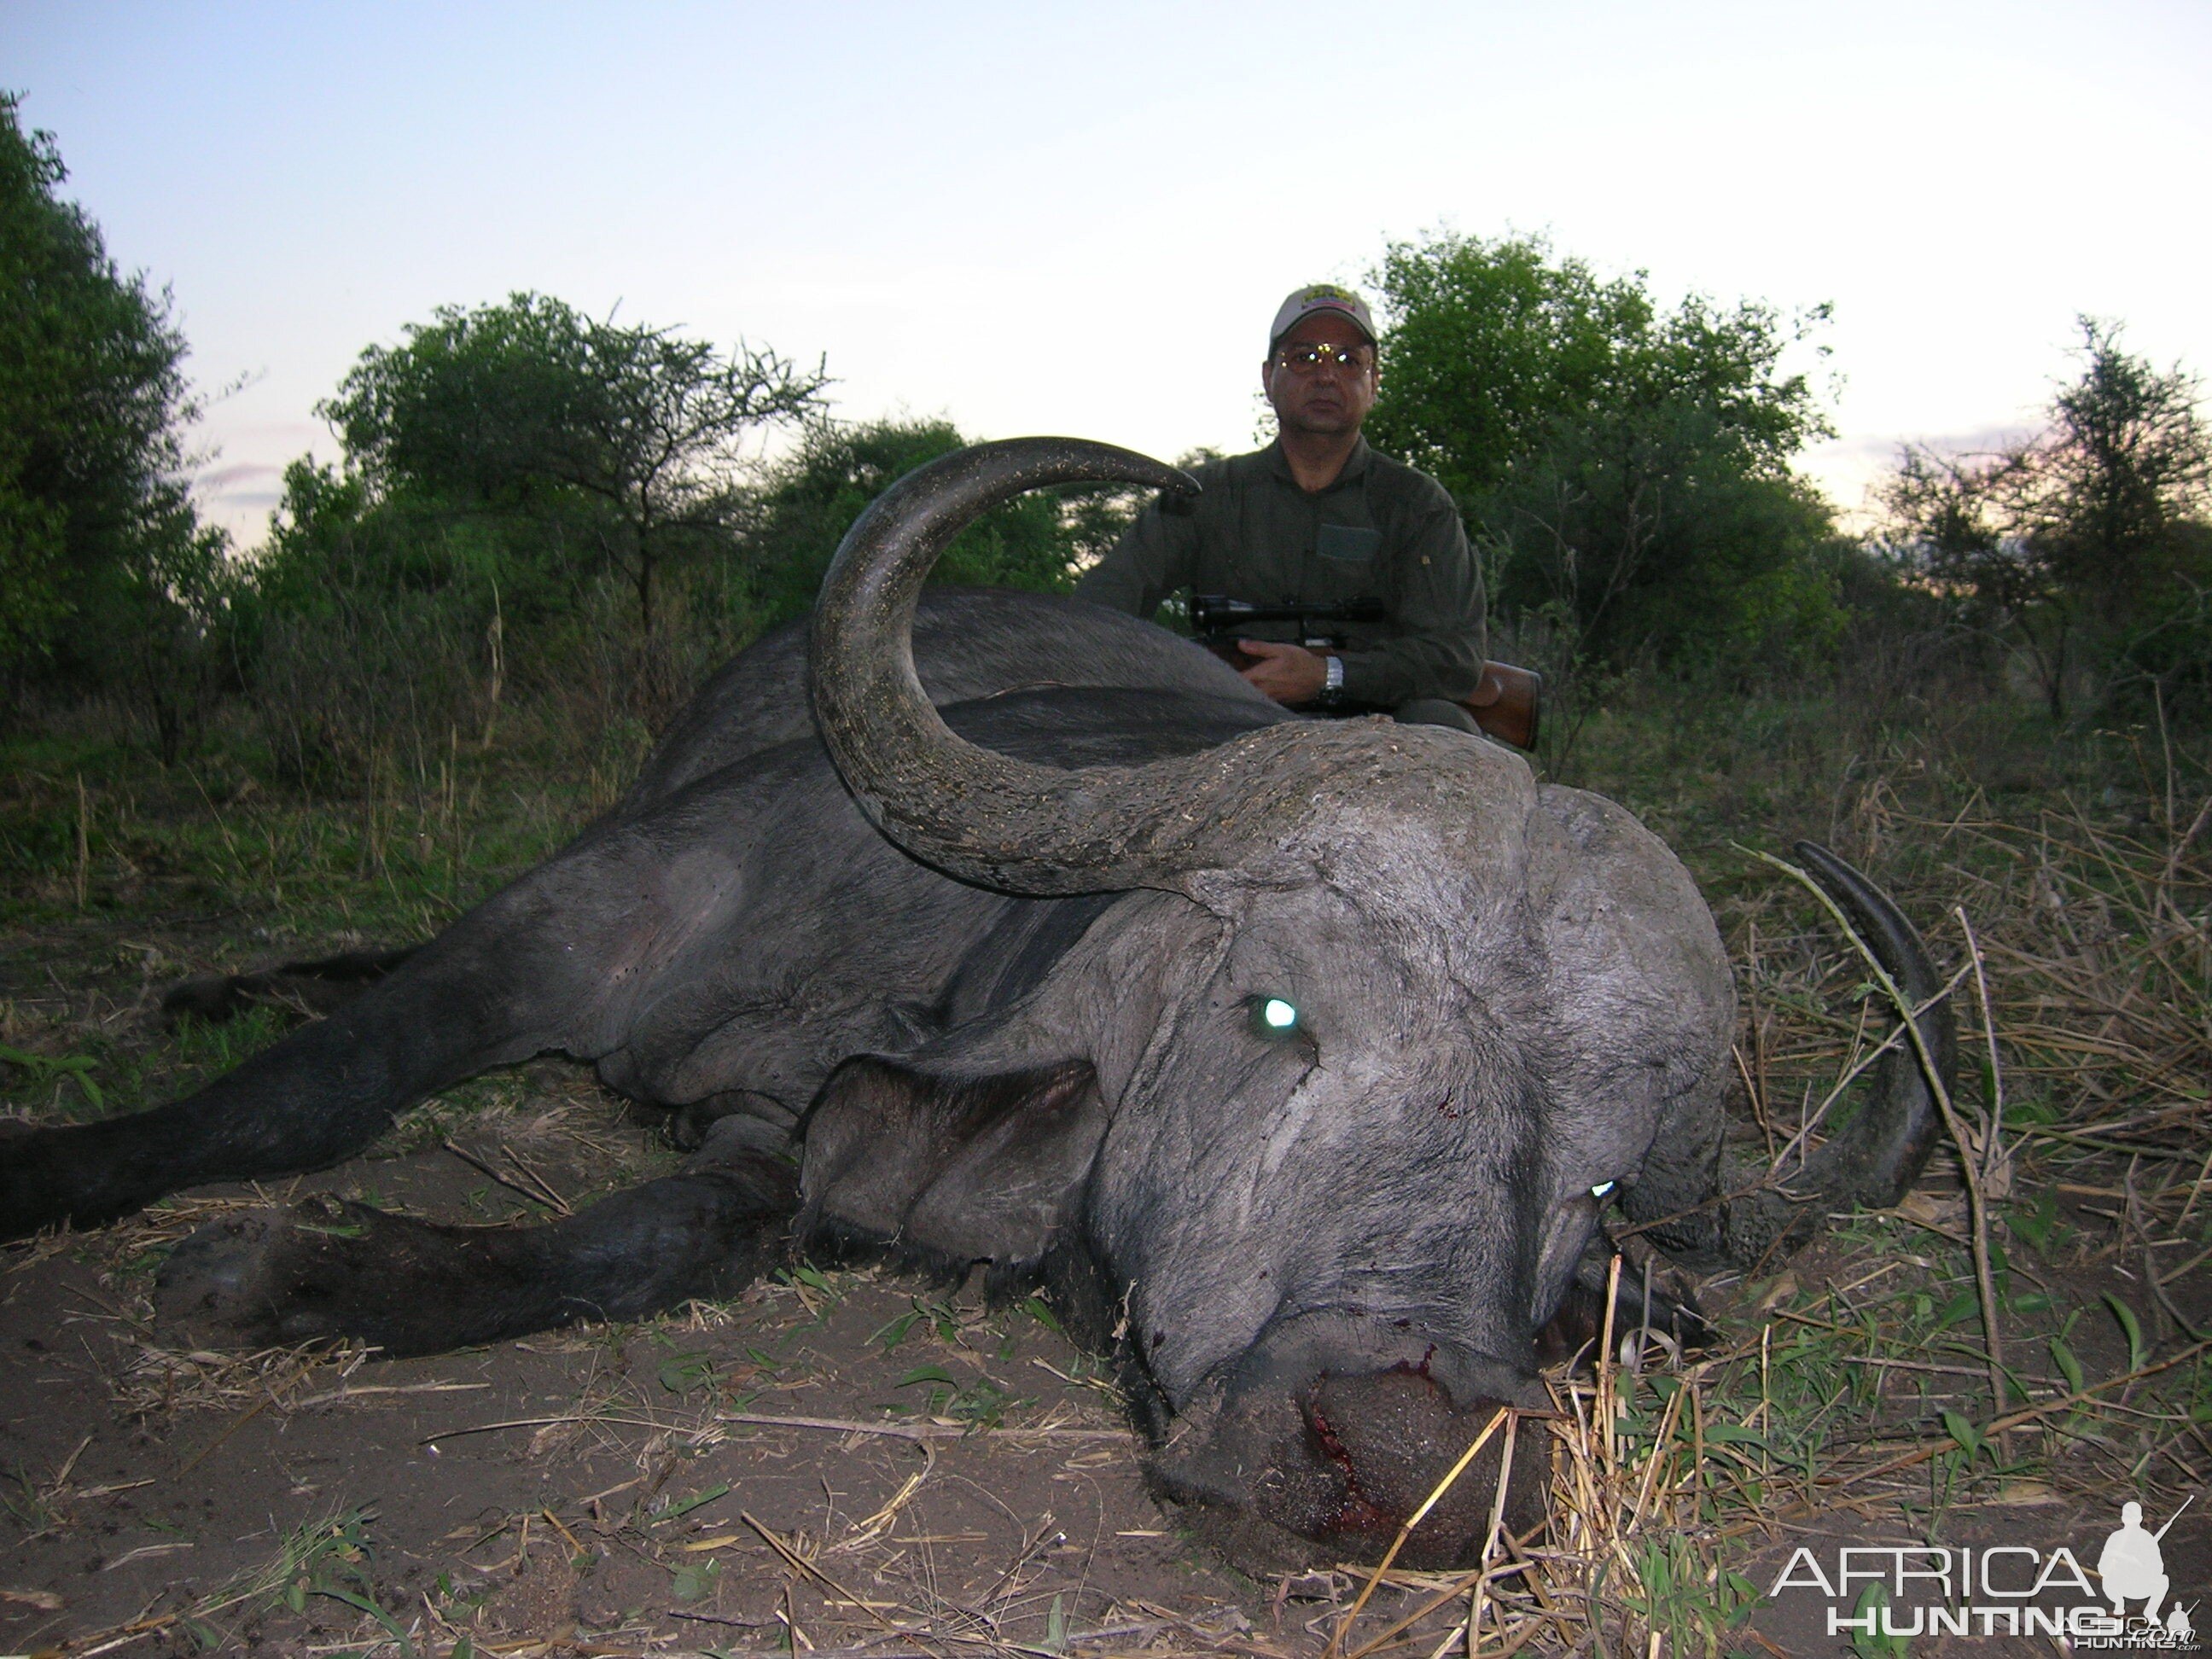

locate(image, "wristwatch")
[[1315, 655, 1347, 710]]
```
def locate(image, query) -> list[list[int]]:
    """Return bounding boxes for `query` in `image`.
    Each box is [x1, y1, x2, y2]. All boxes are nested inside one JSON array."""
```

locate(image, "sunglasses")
[[1272, 341, 1375, 375]]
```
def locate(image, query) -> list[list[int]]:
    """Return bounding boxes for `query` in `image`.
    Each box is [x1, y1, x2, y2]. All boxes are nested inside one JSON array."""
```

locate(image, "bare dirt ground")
[[0, 1087, 1278, 1657]]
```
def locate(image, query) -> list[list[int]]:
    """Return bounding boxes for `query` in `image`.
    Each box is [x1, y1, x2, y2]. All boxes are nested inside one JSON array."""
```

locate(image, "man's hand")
[[1237, 639, 1330, 704]]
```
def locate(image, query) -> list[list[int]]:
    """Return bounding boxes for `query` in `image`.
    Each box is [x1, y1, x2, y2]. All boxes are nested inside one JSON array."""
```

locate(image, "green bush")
[[0, 93, 228, 754], [739, 417, 1137, 631], [1366, 230, 1851, 683]]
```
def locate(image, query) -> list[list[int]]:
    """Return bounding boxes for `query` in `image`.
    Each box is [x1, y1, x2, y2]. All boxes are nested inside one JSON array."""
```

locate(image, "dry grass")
[[1758, 771, 2210, 1161]]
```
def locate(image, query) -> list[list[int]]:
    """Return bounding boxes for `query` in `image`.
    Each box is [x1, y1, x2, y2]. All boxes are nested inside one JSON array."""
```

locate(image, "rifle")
[[2155, 1493, 2194, 1540], [1188, 593, 1542, 753]]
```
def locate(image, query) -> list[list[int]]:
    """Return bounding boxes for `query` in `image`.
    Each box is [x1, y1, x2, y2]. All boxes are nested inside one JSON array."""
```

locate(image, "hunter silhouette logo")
[[1765, 1493, 2199, 1646], [2100, 1500, 2178, 1622]]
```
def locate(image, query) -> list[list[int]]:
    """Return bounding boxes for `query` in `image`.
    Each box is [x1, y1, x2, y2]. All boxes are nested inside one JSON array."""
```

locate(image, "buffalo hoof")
[[154, 1197, 527, 1353], [159, 948, 417, 1027], [156, 974, 257, 1027], [156, 1164, 796, 1357], [667, 1091, 799, 1153], [155, 1204, 358, 1348]]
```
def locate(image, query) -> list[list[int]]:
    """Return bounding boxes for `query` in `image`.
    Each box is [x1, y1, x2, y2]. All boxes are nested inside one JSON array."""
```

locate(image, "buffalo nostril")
[[1301, 1370, 1547, 1568], [1143, 1317, 1551, 1573]]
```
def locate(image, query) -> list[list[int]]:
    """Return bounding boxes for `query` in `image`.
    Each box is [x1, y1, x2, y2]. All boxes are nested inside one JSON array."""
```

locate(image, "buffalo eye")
[[1590, 1180, 1617, 1201], [1249, 996, 1302, 1039]]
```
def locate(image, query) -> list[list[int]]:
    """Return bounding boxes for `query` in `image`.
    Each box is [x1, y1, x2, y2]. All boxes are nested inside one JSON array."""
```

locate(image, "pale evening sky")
[[5, 1, 2208, 547]]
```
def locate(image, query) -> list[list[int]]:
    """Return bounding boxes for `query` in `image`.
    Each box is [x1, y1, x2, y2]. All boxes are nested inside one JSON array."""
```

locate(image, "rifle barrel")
[[2154, 1492, 2194, 1540]]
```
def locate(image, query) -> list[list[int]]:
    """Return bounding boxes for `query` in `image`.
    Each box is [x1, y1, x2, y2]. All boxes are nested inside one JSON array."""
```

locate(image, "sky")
[[6, 0, 2209, 547]]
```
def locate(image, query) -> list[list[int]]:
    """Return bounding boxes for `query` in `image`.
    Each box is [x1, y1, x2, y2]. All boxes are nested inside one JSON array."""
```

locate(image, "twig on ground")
[[1827, 1338, 2210, 1492], [441, 1137, 564, 1215]]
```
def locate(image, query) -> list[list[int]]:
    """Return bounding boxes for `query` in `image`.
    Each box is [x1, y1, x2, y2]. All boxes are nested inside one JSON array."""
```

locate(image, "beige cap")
[[1268, 283, 1377, 352]]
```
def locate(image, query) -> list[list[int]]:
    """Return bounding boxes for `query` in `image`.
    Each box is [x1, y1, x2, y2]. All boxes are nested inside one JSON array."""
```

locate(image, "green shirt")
[[1073, 437, 1486, 708]]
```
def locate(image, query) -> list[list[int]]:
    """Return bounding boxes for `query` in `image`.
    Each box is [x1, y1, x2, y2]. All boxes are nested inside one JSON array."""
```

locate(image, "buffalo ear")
[[798, 1057, 1105, 1284]]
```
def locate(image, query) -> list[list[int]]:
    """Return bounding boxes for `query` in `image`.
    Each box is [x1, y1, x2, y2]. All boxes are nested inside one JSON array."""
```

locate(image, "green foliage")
[[739, 416, 1138, 630], [1620, 1533, 1761, 1658], [233, 311, 1143, 782], [318, 290, 829, 639], [655, 1350, 719, 1395], [1848, 1584, 1908, 1659], [1365, 230, 1841, 676], [889, 1359, 1032, 1429], [0, 1040, 102, 1113], [0, 93, 228, 748], [2036, 319, 2210, 620], [232, 294, 833, 776], [669, 1553, 720, 1602], [2104, 1293, 2149, 1374], [230, 457, 505, 785], [1883, 318, 2212, 714], [256, 456, 537, 619], [649, 1481, 731, 1522]]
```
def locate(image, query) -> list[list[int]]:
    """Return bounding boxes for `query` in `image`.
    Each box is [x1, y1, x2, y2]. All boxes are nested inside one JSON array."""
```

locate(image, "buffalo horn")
[[808, 437, 1429, 897], [1714, 842, 1956, 1264]]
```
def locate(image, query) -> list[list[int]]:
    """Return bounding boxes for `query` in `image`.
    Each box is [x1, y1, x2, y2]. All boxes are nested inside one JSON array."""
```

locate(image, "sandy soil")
[[0, 1100, 1296, 1656]]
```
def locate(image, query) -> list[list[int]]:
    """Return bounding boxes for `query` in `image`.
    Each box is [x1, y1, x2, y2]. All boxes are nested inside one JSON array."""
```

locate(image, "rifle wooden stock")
[[1464, 661, 1541, 752]]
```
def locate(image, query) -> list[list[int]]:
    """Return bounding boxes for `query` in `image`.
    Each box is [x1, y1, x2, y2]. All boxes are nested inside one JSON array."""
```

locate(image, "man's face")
[[1262, 312, 1377, 441]]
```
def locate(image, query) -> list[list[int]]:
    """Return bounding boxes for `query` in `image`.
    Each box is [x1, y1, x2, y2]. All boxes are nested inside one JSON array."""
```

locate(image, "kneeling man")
[[1076, 282, 1485, 732]]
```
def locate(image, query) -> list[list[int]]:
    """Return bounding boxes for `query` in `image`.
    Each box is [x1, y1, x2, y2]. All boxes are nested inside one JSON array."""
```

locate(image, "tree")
[[1367, 234, 1657, 506], [320, 293, 830, 640], [1883, 319, 2210, 714], [739, 417, 1138, 630], [2027, 319, 2208, 630], [1880, 442, 2069, 708], [1365, 231, 1839, 675], [0, 91, 226, 741]]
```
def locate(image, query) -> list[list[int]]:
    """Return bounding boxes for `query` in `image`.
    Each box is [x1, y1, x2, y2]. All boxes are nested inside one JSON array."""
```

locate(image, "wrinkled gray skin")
[[0, 439, 1948, 1572]]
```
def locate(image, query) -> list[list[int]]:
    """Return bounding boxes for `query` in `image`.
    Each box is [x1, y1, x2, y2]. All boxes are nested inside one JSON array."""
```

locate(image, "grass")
[[55, 1505, 424, 1657], [0, 695, 641, 1144], [4, 666, 2209, 1654]]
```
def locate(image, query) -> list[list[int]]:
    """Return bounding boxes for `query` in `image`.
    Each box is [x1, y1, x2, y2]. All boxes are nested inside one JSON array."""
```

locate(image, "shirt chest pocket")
[[1315, 523, 1380, 565]]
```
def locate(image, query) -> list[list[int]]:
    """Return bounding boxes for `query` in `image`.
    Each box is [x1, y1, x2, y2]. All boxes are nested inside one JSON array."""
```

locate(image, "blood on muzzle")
[[1145, 1316, 1552, 1571], [1299, 1368, 1551, 1564]]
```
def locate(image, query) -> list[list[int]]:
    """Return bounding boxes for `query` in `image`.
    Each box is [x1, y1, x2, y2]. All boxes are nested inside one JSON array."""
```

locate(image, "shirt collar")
[[1266, 434, 1372, 493]]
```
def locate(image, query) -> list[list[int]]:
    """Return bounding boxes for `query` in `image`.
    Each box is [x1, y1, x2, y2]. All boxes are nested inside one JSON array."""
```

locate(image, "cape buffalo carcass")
[[0, 439, 1953, 1571]]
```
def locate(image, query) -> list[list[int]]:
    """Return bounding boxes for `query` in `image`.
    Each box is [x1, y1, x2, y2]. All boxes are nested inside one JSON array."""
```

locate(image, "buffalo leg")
[[0, 825, 683, 1240], [155, 1118, 796, 1353], [160, 946, 418, 1026]]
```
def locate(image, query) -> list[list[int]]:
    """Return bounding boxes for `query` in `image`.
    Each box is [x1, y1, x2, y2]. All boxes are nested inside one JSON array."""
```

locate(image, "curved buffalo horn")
[[1706, 841, 1957, 1266], [810, 437, 1474, 897]]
